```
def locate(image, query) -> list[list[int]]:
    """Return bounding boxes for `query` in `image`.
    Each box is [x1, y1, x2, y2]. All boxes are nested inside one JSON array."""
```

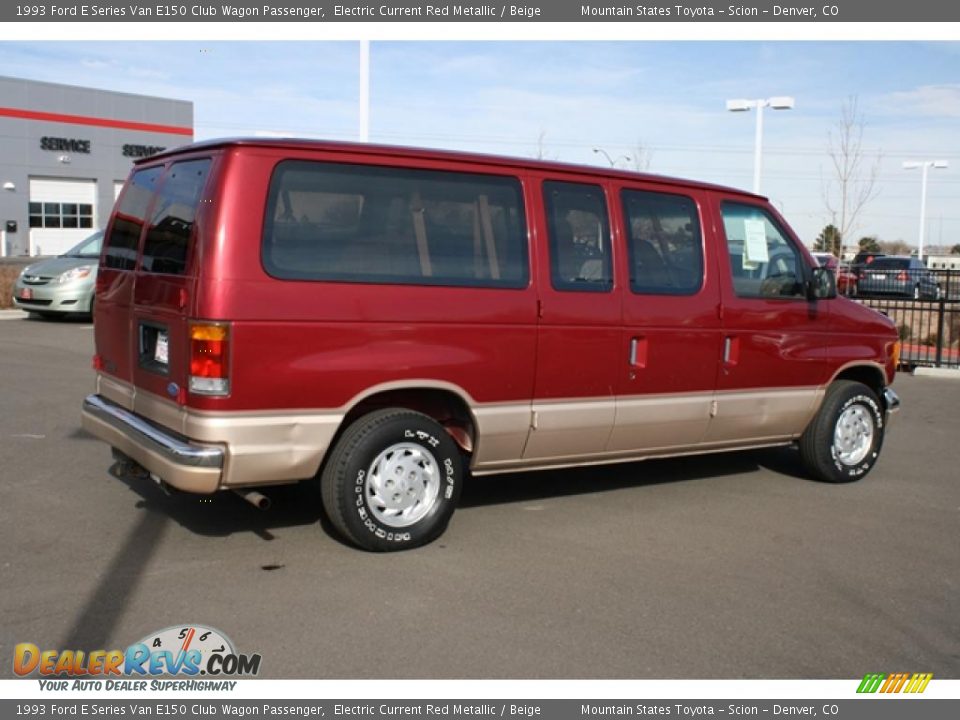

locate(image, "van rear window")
[[103, 166, 163, 270], [262, 161, 528, 289], [141, 159, 211, 275]]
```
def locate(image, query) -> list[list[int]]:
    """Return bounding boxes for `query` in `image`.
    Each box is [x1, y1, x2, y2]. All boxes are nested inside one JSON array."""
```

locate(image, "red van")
[[81, 139, 901, 551]]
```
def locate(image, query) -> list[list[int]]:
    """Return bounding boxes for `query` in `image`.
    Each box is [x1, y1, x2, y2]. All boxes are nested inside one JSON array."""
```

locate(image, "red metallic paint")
[[94, 139, 896, 424]]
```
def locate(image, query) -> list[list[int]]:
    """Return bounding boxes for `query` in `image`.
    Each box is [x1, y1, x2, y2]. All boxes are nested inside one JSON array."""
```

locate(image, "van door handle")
[[629, 337, 648, 369], [723, 336, 739, 366]]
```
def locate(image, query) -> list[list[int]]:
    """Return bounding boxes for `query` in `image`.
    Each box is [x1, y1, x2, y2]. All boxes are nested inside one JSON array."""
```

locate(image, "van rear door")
[[96, 165, 165, 397], [129, 158, 213, 412]]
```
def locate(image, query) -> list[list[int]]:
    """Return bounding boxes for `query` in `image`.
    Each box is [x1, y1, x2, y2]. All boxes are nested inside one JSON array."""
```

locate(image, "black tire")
[[799, 380, 885, 483], [320, 408, 463, 551]]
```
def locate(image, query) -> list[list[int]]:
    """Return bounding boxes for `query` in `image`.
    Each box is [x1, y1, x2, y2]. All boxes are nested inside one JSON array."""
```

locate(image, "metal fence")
[[842, 268, 960, 369]]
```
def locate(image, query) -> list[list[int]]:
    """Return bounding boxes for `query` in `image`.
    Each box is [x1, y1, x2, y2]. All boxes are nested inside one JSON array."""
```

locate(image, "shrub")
[[0, 266, 20, 310]]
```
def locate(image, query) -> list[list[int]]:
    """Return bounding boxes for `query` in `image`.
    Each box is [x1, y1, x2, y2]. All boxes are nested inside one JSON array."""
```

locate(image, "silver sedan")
[[12, 231, 102, 318]]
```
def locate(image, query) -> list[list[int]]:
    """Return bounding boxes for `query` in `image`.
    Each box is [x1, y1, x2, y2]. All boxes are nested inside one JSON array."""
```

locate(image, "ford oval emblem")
[[167, 382, 180, 398]]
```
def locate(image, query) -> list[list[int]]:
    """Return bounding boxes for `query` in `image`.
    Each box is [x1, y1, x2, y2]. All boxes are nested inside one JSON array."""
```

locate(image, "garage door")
[[28, 177, 97, 256]]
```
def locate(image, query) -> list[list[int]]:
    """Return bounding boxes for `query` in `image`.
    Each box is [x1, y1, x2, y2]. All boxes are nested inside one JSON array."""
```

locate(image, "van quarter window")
[[543, 181, 613, 292], [262, 161, 528, 288], [622, 189, 704, 295], [141, 159, 212, 275], [103, 166, 164, 271], [720, 202, 806, 299]]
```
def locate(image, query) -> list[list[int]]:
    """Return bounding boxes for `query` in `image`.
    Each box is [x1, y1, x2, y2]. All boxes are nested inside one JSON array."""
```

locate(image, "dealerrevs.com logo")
[[857, 673, 933, 694], [14, 625, 261, 688]]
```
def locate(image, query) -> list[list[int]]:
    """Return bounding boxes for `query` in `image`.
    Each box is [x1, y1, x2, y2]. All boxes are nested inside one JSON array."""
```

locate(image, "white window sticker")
[[744, 219, 769, 264], [155, 332, 169, 365]]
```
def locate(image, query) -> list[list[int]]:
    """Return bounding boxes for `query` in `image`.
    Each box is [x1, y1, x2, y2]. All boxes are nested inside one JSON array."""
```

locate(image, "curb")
[[912, 366, 960, 379], [0, 309, 28, 320]]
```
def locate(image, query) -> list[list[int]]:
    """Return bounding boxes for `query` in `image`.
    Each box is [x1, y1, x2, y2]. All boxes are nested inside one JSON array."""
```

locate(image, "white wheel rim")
[[365, 442, 441, 528], [832, 404, 875, 466]]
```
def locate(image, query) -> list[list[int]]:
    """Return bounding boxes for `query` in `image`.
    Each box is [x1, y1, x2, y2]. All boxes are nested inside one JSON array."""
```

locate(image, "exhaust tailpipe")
[[234, 489, 271, 511]]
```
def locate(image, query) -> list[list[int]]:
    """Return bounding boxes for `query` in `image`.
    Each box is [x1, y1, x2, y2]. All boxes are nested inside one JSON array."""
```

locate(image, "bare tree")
[[822, 96, 882, 253], [533, 129, 557, 161], [630, 140, 653, 172]]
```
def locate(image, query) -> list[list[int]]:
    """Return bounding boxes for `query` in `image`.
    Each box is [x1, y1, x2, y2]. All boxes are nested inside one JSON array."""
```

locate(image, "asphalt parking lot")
[[1, 315, 958, 679]]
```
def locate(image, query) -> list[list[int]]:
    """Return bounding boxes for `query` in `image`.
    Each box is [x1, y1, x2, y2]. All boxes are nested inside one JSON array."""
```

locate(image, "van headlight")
[[56, 266, 94, 284]]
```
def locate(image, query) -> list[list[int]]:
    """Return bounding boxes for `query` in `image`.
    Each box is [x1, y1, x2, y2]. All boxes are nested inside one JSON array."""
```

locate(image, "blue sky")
[[2, 41, 958, 249]]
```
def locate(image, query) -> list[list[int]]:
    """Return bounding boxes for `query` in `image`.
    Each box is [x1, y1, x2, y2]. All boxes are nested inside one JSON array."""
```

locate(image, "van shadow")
[[107, 445, 813, 542], [460, 445, 810, 507]]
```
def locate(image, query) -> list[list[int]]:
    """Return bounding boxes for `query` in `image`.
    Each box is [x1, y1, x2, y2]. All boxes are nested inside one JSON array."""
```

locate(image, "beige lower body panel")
[[80, 408, 222, 494], [472, 385, 822, 475], [521, 399, 615, 460], [92, 373, 824, 488], [607, 393, 712, 452], [96, 375, 342, 488], [703, 387, 824, 445]]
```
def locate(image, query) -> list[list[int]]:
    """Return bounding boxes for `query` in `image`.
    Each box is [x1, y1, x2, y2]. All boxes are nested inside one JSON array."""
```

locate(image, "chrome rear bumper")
[[82, 394, 223, 493]]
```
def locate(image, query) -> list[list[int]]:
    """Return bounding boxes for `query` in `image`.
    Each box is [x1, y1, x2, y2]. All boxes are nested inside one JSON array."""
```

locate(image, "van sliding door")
[[523, 178, 620, 461], [609, 186, 721, 453]]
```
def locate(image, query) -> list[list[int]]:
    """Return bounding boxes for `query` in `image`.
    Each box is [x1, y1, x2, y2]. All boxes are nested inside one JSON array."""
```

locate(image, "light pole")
[[903, 160, 948, 262], [725, 96, 795, 194], [359, 40, 370, 142], [592, 147, 631, 168]]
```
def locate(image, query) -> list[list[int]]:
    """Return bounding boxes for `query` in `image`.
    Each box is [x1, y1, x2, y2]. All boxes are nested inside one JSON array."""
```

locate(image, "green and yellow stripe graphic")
[[857, 672, 933, 694]]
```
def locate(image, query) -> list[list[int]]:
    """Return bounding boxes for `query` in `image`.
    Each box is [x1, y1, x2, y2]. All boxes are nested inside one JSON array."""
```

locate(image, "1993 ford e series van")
[[81, 139, 901, 551]]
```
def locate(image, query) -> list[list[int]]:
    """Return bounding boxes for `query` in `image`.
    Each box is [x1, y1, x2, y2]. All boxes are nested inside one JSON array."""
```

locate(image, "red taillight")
[[897, 271, 908, 282], [189, 322, 230, 396], [95, 273, 108, 294], [92, 354, 103, 371]]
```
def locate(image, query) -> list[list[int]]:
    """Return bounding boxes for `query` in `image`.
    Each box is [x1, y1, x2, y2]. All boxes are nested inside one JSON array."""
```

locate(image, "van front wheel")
[[320, 409, 463, 551], [799, 380, 885, 483]]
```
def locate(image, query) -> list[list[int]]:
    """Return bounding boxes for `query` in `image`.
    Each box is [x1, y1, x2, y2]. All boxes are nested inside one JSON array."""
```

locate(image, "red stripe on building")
[[0, 106, 193, 136]]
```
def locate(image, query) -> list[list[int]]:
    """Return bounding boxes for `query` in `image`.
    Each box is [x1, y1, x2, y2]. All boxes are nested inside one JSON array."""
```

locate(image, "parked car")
[[851, 250, 885, 269], [12, 230, 103, 318], [811, 252, 857, 295], [81, 139, 901, 551], [835, 263, 859, 296], [850, 250, 886, 283], [811, 252, 838, 270], [856, 256, 942, 300]]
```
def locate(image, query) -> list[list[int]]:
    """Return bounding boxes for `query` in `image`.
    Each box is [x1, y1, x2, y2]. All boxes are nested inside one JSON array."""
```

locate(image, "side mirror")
[[808, 266, 837, 300]]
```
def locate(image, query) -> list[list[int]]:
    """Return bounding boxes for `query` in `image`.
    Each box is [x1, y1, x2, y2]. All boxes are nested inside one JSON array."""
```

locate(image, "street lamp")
[[903, 160, 948, 262], [359, 40, 370, 142], [593, 147, 631, 168], [725, 96, 795, 194]]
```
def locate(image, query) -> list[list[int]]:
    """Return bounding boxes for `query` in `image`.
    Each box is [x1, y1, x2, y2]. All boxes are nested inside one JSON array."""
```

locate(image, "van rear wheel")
[[799, 380, 885, 483], [320, 409, 463, 551]]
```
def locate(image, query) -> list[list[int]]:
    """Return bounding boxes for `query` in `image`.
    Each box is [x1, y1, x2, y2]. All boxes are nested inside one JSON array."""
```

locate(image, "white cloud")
[[879, 84, 960, 118]]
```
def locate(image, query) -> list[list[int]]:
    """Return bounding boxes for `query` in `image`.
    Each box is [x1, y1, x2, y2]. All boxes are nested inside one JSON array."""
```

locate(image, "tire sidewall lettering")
[[349, 422, 457, 545], [830, 393, 883, 477]]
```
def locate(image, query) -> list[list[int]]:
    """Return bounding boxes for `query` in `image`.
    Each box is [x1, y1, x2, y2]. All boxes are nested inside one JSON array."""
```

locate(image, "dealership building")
[[0, 76, 193, 257]]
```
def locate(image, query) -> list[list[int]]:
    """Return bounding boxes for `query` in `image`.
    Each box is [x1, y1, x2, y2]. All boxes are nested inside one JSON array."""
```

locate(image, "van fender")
[[338, 379, 482, 451]]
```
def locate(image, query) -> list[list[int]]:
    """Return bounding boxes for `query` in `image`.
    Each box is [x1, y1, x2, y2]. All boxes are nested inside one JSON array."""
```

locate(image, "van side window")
[[262, 161, 528, 289], [622, 189, 703, 295], [543, 181, 612, 292], [141, 159, 211, 275], [721, 202, 806, 299], [103, 166, 163, 270]]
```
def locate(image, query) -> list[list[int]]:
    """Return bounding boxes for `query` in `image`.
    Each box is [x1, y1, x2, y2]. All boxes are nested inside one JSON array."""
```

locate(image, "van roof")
[[139, 137, 763, 200]]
